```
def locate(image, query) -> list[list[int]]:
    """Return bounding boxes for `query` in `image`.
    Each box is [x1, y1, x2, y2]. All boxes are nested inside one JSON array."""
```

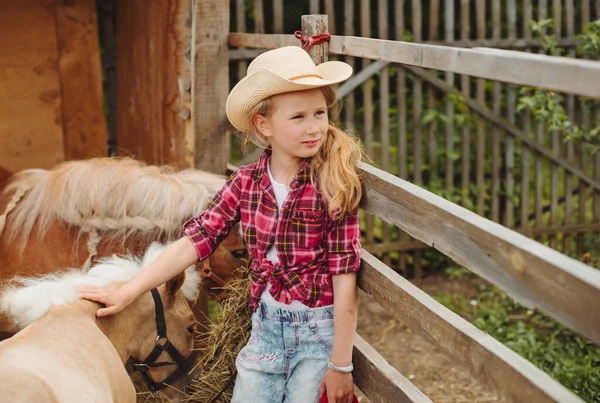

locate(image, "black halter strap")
[[129, 288, 198, 393]]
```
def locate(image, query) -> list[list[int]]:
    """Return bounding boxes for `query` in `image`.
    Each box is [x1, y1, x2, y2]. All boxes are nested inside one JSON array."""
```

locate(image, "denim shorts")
[[231, 301, 334, 403]]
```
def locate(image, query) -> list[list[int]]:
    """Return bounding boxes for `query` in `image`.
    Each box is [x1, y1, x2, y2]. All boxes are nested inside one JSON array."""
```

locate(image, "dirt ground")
[[355, 274, 499, 403]]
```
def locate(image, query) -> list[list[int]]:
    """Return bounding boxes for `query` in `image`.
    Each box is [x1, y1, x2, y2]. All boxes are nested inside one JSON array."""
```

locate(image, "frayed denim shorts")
[[231, 301, 334, 403]]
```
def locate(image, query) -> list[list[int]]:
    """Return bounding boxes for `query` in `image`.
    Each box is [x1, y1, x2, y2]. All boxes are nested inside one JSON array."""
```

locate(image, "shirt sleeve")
[[326, 208, 361, 275], [181, 169, 243, 261]]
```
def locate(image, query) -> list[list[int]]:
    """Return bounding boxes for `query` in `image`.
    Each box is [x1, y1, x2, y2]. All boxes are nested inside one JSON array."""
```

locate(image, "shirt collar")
[[254, 148, 311, 190]]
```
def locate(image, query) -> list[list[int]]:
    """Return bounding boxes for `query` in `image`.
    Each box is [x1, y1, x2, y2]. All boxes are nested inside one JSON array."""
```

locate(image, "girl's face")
[[254, 88, 329, 164]]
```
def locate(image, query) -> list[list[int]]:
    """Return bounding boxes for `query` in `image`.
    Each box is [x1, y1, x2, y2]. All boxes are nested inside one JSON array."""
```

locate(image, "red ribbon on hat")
[[294, 30, 331, 52]]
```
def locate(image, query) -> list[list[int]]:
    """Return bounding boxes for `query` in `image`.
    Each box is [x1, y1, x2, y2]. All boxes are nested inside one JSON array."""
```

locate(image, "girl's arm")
[[76, 237, 198, 317], [321, 273, 358, 403], [330, 272, 358, 366], [78, 169, 245, 317]]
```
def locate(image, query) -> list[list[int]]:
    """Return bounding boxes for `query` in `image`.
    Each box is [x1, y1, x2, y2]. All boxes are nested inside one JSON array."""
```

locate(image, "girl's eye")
[[316, 110, 326, 116], [292, 115, 303, 120]]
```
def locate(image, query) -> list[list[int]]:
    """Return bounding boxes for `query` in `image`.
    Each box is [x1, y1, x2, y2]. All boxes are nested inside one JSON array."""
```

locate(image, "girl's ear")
[[253, 114, 272, 138]]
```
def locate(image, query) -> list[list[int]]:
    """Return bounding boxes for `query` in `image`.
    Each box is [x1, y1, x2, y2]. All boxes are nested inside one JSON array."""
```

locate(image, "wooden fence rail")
[[358, 251, 583, 403], [229, 33, 600, 98]]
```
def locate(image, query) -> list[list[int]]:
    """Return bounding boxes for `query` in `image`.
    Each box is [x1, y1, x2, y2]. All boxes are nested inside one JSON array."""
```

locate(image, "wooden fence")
[[226, 0, 600, 279], [212, 9, 600, 402]]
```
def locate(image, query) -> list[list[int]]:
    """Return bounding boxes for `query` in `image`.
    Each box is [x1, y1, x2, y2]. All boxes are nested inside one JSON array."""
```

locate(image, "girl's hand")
[[75, 285, 135, 317], [319, 368, 354, 403]]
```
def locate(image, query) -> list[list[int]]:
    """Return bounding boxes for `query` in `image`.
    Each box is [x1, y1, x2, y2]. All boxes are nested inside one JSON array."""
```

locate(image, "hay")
[[186, 263, 252, 403]]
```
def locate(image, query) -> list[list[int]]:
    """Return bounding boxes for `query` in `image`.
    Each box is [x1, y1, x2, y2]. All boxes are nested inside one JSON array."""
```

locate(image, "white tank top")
[[261, 159, 310, 310]]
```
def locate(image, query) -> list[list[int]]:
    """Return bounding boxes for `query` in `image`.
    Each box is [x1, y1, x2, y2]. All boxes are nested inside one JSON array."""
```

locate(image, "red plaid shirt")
[[182, 150, 361, 311]]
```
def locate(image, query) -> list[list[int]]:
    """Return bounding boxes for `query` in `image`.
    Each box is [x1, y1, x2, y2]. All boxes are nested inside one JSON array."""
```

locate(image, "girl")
[[77, 46, 363, 403]]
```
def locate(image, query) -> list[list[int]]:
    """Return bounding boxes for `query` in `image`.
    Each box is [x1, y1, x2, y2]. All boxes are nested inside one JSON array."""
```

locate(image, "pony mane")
[[2, 158, 226, 247], [0, 242, 200, 328]]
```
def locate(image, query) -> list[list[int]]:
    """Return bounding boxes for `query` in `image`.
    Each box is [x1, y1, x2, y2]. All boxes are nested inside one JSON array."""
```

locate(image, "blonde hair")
[[242, 86, 363, 219]]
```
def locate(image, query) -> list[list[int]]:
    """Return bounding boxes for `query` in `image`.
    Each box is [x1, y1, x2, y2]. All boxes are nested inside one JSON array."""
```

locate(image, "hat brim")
[[226, 60, 352, 132]]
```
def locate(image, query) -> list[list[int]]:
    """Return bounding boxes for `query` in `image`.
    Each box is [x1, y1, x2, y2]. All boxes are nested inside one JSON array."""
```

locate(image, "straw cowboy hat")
[[226, 46, 353, 132]]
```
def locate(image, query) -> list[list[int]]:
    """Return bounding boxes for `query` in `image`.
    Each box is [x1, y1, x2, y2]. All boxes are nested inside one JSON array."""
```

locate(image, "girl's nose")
[[306, 121, 320, 135]]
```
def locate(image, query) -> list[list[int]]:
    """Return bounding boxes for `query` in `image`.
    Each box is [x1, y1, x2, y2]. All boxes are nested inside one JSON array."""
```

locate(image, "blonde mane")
[[1, 158, 226, 248], [0, 243, 200, 328]]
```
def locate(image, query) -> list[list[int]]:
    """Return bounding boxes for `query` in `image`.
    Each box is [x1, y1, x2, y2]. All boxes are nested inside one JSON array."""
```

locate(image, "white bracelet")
[[327, 361, 353, 373]]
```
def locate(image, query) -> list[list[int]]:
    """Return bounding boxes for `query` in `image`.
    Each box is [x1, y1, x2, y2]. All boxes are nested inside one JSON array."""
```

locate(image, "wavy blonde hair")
[[242, 86, 363, 218]]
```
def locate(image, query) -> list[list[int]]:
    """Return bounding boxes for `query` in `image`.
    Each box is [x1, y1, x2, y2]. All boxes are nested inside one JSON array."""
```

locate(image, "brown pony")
[[0, 244, 198, 403], [0, 158, 247, 401]]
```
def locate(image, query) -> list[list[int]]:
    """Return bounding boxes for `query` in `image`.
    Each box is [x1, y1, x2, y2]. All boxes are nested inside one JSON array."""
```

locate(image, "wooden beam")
[[359, 251, 584, 403], [353, 334, 432, 403], [228, 38, 580, 60], [0, 0, 65, 172], [404, 65, 600, 192], [359, 163, 600, 346], [56, 0, 107, 160], [116, 0, 192, 168], [336, 60, 389, 99], [192, 0, 230, 174], [228, 33, 600, 98]]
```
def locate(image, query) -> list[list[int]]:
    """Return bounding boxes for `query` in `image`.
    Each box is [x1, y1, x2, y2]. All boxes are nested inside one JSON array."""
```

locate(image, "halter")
[[128, 288, 198, 393]]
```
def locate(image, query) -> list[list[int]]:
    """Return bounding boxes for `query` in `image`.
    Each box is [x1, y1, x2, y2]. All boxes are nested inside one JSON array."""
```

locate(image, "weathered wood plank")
[[396, 0, 408, 274], [337, 61, 389, 99], [358, 251, 584, 403], [521, 0, 533, 232], [273, 0, 283, 34], [56, 0, 107, 160], [564, 0, 576, 251], [360, 163, 600, 346], [324, 0, 335, 34], [229, 33, 600, 98], [553, 0, 562, 37], [492, 82, 501, 222], [476, 0, 486, 216], [411, 0, 423, 279], [507, 0, 517, 41], [236, 0, 248, 80], [429, 0, 440, 41], [0, 0, 65, 172], [460, 1, 470, 207], [229, 38, 582, 58], [445, 0, 455, 195], [427, 1, 439, 186], [378, 0, 391, 266], [343, 0, 355, 132], [253, 0, 265, 33], [353, 333, 432, 403], [192, 0, 229, 173], [506, 84, 516, 228], [583, 0, 591, 25], [117, 0, 192, 167]]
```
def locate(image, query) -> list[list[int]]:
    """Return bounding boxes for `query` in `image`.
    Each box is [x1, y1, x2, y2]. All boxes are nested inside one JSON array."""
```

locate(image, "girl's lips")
[[302, 139, 319, 146]]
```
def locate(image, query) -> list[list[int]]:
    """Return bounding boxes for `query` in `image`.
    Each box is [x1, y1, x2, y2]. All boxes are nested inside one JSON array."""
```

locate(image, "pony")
[[0, 158, 247, 335], [0, 243, 198, 403], [0, 158, 248, 401]]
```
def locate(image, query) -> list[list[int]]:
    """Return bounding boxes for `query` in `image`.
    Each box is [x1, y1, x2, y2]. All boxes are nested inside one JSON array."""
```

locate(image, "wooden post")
[[116, 0, 192, 168], [303, 14, 339, 124], [192, 0, 230, 174], [56, 0, 107, 161], [0, 0, 65, 172], [302, 15, 329, 64]]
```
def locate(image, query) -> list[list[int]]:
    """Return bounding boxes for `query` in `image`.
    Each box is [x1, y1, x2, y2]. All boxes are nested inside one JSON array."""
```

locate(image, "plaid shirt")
[[182, 150, 361, 311]]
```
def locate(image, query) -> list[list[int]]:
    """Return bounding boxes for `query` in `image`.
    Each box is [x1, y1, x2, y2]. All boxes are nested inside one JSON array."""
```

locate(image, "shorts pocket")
[[309, 317, 334, 351]]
